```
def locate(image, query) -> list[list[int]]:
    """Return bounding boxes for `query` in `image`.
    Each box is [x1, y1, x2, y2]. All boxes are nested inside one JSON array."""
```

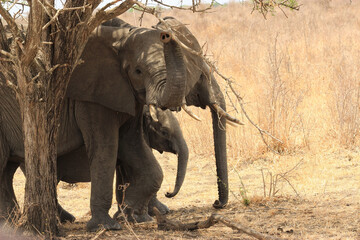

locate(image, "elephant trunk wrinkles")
[[165, 137, 189, 198], [158, 39, 186, 108], [211, 94, 228, 209]]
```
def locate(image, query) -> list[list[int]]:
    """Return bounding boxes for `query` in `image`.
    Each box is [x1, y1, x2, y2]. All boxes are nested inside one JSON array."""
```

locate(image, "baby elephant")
[[114, 106, 189, 221], [55, 106, 188, 223]]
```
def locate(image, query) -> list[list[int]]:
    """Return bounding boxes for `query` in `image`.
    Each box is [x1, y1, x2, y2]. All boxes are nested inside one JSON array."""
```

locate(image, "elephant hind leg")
[[116, 141, 164, 222], [58, 204, 76, 223], [0, 161, 20, 222]]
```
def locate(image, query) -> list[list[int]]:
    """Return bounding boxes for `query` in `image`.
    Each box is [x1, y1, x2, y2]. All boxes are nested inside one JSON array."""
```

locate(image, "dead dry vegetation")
[[7, 0, 360, 239]]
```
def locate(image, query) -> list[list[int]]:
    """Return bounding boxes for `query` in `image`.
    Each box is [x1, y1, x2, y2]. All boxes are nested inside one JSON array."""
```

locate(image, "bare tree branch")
[[20, 0, 43, 67], [87, 0, 135, 32], [0, 49, 15, 60], [42, 4, 91, 30], [152, 0, 214, 13], [153, 208, 284, 240], [0, 4, 21, 37], [252, 0, 301, 19]]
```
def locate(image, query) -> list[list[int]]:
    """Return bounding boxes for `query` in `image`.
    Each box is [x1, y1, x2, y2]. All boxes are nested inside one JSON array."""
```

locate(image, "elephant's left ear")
[[67, 36, 136, 116]]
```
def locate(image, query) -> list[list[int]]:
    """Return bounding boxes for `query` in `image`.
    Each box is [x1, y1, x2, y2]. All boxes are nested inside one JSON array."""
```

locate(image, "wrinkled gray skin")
[[53, 107, 188, 223], [0, 19, 188, 232]]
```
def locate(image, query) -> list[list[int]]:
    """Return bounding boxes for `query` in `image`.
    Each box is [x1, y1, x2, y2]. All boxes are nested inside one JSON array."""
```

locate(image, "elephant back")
[[102, 18, 133, 29]]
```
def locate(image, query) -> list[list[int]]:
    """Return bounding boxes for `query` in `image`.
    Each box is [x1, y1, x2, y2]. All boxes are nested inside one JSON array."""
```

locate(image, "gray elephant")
[[54, 106, 188, 223], [102, 17, 242, 209], [0, 19, 188, 232]]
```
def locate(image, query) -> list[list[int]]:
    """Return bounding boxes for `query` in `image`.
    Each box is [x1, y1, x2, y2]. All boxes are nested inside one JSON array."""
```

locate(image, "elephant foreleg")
[[75, 102, 121, 232]]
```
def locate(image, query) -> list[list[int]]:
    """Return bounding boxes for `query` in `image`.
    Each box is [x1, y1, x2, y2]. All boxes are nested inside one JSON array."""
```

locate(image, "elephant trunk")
[[211, 83, 228, 209], [157, 33, 186, 108], [165, 136, 189, 198]]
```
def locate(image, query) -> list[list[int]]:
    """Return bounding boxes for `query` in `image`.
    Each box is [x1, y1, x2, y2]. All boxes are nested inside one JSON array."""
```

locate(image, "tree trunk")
[[0, 0, 137, 236], [20, 76, 59, 235]]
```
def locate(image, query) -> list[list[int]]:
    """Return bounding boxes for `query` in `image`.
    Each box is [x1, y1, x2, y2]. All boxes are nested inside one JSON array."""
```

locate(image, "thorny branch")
[[0, 3, 21, 37], [152, 0, 215, 13], [252, 0, 301, 19], [212, 65, 285, 155]]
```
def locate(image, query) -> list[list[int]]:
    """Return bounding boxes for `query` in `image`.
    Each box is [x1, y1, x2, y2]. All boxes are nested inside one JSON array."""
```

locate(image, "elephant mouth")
[[149, 103, 244, 126]]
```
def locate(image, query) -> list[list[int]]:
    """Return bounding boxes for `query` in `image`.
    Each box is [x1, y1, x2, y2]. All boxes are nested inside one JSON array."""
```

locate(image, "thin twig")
[[116, 183, 140, 240], [0, 50, 15, 60], [0, 4, 21, 37], [210, 63, 284, 154], [261, 169, 267, 197], [90, 228, 106, 240]]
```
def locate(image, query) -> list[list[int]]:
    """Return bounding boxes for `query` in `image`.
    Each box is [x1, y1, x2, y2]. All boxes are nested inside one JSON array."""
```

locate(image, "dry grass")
[[8, 0, 360, 239]]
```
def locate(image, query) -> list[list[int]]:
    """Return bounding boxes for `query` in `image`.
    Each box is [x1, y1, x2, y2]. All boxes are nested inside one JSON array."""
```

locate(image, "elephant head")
[[143, 106, 189, 198], [67, 19, 187, 116]]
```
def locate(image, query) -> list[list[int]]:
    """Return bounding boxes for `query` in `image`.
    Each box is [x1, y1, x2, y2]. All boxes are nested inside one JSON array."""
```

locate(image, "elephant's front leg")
[[116, 122, 163, 223], [75, 102, 122, 232]]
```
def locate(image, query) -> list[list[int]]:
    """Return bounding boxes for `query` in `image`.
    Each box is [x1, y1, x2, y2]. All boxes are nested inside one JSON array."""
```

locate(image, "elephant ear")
[[67, 36, 136, 116]]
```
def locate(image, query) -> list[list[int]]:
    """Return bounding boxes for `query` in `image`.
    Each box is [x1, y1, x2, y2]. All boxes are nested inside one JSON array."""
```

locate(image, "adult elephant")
[[102, 17, 243, 209], [0, 20, 189, 231], [54, 106, 188, 223]]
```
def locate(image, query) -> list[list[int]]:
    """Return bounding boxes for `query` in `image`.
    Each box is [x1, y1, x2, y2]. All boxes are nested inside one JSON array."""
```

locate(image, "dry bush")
[[328, 48, 360, 147]]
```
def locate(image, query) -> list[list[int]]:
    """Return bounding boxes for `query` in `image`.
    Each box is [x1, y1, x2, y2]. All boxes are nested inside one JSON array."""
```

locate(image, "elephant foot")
[[113, 210, 122, 221], [133, 212, 153, 223], [148, 197, 170, 216], [59, 208, 76, 223], [116, 208, 153, 223], [86, 214, 122, 232], [213, 199, 227, 209]]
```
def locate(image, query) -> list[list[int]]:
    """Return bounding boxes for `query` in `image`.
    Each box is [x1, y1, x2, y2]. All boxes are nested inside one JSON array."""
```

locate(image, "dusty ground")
[[11, 148, 360, 239]]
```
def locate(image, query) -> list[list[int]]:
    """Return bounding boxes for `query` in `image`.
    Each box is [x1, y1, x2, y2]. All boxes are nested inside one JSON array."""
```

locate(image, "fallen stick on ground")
[[153, 208, 284, 240]]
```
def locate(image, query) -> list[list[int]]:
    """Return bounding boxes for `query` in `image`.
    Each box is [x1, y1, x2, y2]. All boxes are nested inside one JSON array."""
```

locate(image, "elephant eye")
[[160, 127, 169, 138], [135, 69, 142, 74]]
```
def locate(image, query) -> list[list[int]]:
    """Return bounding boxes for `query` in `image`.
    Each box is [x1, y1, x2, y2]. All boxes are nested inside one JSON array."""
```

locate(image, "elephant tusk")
[[182, 105, 201, 121], [226, 119, 240, 127], [160, 32, 172, 43], [211, 103, 244, 126], [149, 104, 159, 122]]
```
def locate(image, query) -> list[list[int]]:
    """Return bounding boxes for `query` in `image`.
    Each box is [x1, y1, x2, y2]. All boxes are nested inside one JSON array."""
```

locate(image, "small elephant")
[[54, 106, 188, 223], [114, 106, 188, 221]]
